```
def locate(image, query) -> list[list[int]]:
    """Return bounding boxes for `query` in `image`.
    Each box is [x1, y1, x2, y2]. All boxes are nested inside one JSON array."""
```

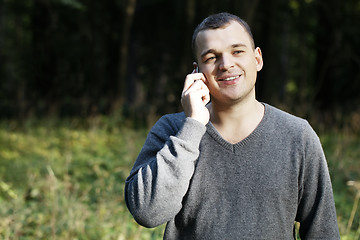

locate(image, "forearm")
[[125, 117, 206, 228]]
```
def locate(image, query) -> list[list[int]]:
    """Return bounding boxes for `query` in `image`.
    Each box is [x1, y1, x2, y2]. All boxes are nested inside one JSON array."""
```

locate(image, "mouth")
[[217, 75, 242, 82]]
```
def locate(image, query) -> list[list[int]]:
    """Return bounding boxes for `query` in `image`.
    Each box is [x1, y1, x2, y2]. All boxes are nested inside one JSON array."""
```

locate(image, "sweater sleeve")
[[296, 123, 340, 239], [124, 115, 206, 228]]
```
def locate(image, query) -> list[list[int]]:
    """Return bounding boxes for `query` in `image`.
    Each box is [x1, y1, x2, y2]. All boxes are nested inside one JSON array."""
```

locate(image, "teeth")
[[223, 76, 238, 81]]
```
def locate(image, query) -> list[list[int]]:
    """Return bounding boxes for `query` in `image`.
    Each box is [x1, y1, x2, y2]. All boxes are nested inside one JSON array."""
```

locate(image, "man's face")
[[195, 21, 263, 105]]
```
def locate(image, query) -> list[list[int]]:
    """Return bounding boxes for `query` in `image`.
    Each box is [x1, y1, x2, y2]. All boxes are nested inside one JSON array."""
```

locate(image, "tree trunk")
[[180, 0, 196, 73], [114, 0, 137, 113]]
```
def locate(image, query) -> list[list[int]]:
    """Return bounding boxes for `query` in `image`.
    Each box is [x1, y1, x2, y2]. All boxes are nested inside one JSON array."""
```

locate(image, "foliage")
[[0, 0, 359, 120], [0, 117, 359, 239]]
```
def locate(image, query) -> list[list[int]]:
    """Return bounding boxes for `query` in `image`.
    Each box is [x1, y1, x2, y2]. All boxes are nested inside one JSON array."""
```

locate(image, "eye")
[[233, 50, 245, 55], [204, 56, 216, 63]]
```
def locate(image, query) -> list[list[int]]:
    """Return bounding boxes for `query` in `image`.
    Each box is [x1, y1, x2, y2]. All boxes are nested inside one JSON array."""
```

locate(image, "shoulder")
[[159, 112, 187, 123], [263, 103, 319, 143], [264, 103, 312, 132], [150, 112, 187, 136]]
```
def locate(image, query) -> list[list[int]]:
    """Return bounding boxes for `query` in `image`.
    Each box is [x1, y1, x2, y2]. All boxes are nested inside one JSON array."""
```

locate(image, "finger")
[[189, 78, 208, 91], [192, 73, 207, 82], [182, 80, 206, 98], [194, 79, 210, 93], [183, 73, 206, 93], [183, 74, 201, 93], [198, 84, 210, 104], [199, 89, 210, 103], [184, 81, 210, 104]]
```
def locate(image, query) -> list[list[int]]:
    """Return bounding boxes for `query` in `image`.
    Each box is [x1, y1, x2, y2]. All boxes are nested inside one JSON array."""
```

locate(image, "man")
[[125, 12, 340, 239]]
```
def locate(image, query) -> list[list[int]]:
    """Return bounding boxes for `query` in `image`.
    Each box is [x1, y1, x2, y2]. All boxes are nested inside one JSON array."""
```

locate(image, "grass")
[[321, 130, 360, 239], [0, 116, 164, 239], [0, 116, 359, 239]]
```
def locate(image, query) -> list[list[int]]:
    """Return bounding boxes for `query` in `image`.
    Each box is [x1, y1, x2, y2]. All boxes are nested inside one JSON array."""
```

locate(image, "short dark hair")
[[192, 13, 255, 59]]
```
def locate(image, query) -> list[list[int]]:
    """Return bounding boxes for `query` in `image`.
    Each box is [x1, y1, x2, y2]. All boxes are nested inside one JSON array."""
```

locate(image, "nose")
[[219, 54, 234, 71]]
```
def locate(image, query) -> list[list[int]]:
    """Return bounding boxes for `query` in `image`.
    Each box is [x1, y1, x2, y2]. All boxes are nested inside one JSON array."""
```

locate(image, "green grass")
[[0, 117, 164, 239], [321, 130, 360, 239], [0, 117, 359, 239]]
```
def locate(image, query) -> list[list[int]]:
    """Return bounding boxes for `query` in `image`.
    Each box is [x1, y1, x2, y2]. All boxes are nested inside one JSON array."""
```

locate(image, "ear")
[[193, 62, 199, 72], [254, 47, 263, 72]]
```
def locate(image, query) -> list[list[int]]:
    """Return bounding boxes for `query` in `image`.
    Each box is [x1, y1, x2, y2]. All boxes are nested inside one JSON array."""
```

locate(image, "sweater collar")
[[205, 103, 270, 152]]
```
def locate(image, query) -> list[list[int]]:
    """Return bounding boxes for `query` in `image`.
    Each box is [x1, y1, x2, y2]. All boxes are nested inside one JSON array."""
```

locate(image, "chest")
[[195, 141, 299, 199], [181, 134, 302, 224]]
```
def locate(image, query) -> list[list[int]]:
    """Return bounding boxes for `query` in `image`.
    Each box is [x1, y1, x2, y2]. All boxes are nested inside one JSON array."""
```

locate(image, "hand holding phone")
[[181, 68, 210, 125]]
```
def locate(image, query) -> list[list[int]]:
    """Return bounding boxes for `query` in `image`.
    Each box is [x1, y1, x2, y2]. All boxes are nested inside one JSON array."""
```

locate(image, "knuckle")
[[185, 73, 194, 80]]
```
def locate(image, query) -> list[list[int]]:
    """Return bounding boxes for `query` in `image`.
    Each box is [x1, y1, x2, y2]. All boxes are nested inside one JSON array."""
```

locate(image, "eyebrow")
[[200, 43, 248, 58], [231, 43, 247, 48]]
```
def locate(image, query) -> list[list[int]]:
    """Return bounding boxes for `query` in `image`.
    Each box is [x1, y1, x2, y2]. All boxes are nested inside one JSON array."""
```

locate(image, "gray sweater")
[[125, 103, 340, 239]]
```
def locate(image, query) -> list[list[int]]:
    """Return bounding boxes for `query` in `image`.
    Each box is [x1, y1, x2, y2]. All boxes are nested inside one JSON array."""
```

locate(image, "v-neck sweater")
[[125, 103, 340, 239]]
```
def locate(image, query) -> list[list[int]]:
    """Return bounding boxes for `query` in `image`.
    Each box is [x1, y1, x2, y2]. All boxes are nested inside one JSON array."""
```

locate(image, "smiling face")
[[195, 21, 263, 105]]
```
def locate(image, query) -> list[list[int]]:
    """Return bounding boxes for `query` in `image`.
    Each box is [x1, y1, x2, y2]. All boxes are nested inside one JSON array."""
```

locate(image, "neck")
[[209, 97, 264, 144]]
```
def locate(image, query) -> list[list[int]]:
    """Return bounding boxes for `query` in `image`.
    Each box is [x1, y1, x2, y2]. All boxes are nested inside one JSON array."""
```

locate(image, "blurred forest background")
[[1, 0, 360, 239], [0, 0, 359, 127]]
